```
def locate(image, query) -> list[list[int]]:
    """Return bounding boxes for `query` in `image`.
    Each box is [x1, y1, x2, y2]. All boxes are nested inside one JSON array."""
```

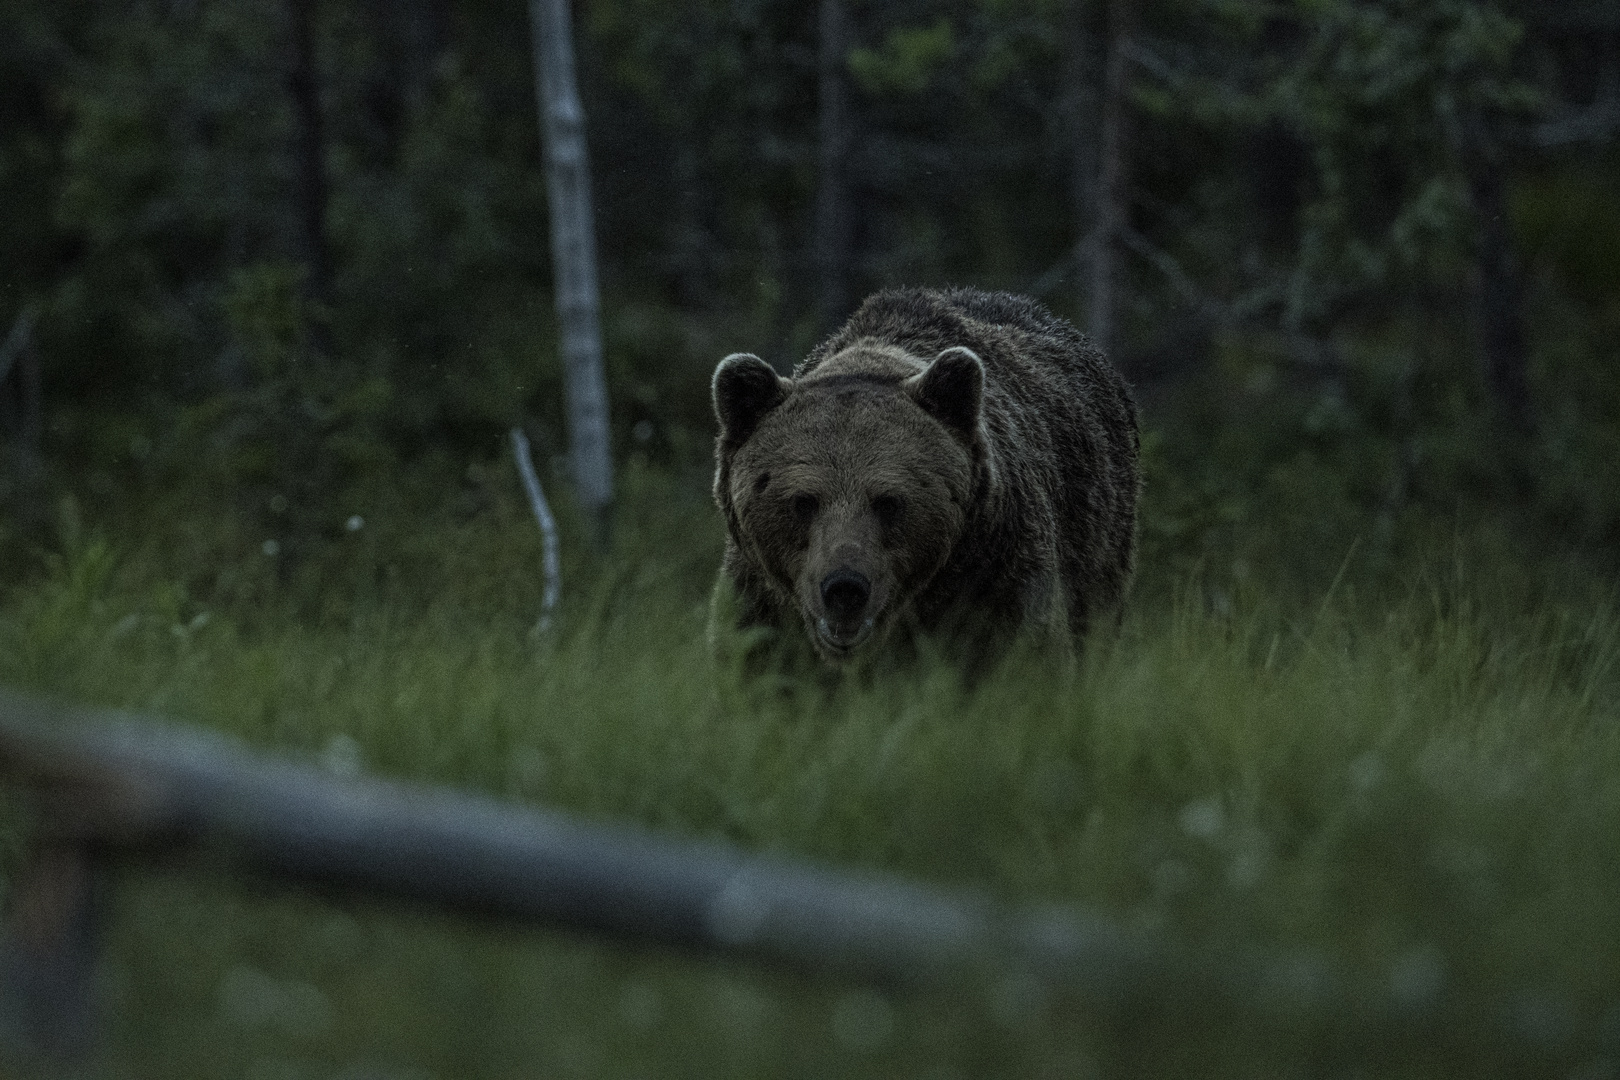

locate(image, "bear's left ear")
[[713, 352, 790, 448], [904, 346, 984, 439]]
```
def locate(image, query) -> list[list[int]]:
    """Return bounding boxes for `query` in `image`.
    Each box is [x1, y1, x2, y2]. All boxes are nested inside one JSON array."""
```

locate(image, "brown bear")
[[710, 286, 1139, 668]]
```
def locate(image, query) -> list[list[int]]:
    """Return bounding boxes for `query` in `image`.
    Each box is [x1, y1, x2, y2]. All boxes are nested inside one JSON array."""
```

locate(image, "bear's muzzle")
[[816, 568, 875, 652]]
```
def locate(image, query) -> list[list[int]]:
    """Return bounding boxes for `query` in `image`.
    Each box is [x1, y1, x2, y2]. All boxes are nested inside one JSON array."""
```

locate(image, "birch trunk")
[[814, 0, 854, 335], [1089, 0, 1133, 360], [529, 0, 613, 533]]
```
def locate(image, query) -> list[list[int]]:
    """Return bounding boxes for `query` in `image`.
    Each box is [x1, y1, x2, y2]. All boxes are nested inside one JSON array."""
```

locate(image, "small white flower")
[[261, 540, 280, 557], [1349, 751, 1384, 796], [1179, 797, 1226, 840], [1389, 946, 1445, 1009], [346, 515, 364, 532]]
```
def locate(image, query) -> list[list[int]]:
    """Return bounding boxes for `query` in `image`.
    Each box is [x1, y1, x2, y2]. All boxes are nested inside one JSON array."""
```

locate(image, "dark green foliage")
[[2, 0, 1616, 562]]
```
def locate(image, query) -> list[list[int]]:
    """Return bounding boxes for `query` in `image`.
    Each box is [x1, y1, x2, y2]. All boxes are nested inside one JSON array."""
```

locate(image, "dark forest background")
[[1, 0, 1618, 591]]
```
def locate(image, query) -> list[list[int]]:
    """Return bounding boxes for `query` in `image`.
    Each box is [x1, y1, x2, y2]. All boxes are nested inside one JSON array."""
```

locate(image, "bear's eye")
[[792, 493, 819, 524], [753, 472, 771, 494], [872, 494, 902, 528]]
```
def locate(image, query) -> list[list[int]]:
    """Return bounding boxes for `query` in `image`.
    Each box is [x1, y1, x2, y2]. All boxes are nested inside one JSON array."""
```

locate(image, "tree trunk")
[[286, 0, 332, 312], [763, 214, 795, 376], [1467, 152, 1533, 439], [0, 308, 45, 535], [360, 0, 448, 160], [528, 0, 614, 535], [672, 139, 711, 309], [16, 336, 41, 463], [1064, 0, 1099, 319], [813, 0, 855, 335], [1089, 0, 1133, 361], [400, 0, 449, 109], [0, 303, 42, 469]]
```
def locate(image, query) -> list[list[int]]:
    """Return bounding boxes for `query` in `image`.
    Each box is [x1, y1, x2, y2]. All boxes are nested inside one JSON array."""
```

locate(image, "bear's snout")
[[814, 567, 876, 653], [820, 569, 870, 622]]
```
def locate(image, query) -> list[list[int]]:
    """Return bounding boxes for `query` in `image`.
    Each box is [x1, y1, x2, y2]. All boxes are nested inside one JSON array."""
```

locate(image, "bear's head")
[[712, 346, 991, 661]]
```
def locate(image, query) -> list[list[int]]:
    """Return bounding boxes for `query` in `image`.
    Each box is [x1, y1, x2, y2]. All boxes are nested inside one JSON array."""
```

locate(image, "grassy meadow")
[[2, 451, 1620, 1079]]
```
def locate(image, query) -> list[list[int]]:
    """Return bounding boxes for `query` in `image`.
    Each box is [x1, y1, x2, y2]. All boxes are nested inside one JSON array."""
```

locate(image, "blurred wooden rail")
[[0, 688, 1600, 1071]]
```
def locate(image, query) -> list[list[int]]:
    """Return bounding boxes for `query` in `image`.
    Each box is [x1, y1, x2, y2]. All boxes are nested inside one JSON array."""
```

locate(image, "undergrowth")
[[1, 461, 1618, 1079]]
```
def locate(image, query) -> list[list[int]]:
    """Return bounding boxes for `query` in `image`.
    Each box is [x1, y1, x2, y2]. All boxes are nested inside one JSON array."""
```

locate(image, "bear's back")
[[800, 287, 1100, 396], [800, 287, 1130, 454]]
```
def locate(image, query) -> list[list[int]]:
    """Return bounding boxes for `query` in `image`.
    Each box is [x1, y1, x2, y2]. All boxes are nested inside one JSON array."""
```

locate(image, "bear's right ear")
[[713, 353, 790, 447], [904, 346, 985, 441]]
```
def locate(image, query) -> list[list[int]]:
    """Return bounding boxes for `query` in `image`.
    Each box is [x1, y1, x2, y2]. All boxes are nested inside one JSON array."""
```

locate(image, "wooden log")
[[0, 690, 1155, 992], [0, 689, 1598, 1069]]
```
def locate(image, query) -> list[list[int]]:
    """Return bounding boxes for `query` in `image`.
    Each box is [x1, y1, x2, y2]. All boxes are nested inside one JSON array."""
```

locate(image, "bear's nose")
[[820, 569, 870, 621]]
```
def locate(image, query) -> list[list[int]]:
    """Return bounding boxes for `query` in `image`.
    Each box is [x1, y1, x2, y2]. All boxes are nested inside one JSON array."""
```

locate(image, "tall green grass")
[[2, 462, 1618, 1078]]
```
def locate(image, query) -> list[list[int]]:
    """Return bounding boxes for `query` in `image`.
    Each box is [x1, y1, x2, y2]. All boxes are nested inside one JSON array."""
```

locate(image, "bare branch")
[[1532, 94, 1620, 146], [1026, 230, 1097, 300], [0, 302, 42, 390], [1120, 38, 1179, 85], [1116, 227, 1220, 320], [510, 428, 561, 635], [1112, 228, 1348, 375]]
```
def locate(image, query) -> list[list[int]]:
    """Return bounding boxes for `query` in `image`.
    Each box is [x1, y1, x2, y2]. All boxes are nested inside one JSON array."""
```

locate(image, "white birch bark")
[[528, 0, 613, 529]]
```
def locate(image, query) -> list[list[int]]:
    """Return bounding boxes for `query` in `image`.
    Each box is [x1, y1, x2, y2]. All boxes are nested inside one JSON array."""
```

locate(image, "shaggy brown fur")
[[711, 286, 1139, 666]]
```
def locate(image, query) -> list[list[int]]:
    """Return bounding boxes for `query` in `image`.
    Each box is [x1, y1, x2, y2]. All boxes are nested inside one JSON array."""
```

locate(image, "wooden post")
[[0, 843, 102, 1063], [528, 0, 614, 540]]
